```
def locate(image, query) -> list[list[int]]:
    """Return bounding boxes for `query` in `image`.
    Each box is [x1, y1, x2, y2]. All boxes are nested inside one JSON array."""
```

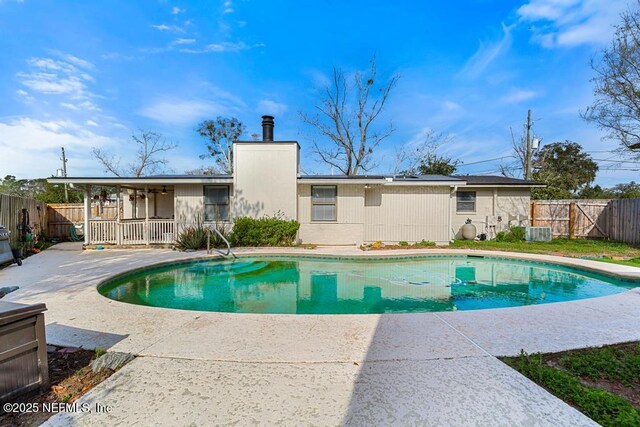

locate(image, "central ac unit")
[[525, 226, 552, 242]]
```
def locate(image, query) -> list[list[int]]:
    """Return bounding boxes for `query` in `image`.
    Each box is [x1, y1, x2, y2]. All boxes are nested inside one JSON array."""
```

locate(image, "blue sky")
[[0, 0, 636, 186]]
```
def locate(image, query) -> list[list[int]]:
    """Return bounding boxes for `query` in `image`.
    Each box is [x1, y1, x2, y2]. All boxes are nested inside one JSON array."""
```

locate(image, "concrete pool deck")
[[3, 243, 639, 425]]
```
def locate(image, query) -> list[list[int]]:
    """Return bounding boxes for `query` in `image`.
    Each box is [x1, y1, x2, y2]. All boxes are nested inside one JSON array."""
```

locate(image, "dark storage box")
[[0, 301, 48, 403]]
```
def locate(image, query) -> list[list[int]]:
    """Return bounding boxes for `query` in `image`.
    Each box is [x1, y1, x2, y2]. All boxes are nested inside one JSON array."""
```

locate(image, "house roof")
[[452, 175, 545, 186], [49, 174, 544, 188], [297, 174, 465, 186], [48, 175, 233, 187]]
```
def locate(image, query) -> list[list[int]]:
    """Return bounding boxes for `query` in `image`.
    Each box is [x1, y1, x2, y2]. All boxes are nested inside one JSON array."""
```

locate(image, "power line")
[[458, 155, 515, 167], [592, 158, 640, 164]]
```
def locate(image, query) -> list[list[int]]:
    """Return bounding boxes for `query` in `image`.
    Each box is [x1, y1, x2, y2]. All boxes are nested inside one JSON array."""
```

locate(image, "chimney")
[[261, 115, 274, 141]]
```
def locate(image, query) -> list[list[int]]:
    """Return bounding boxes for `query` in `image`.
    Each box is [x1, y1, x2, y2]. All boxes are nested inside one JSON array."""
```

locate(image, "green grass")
[[597, 257, 640, 268], [449, 238, 640, 259], [557, 343, 640, 387], [504, 347, 640, 427]]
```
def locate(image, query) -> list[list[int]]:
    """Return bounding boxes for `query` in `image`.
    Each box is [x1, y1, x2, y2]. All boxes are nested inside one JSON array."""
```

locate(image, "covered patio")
[[54, 176, 233, 246], [87, 182, 175, 246]]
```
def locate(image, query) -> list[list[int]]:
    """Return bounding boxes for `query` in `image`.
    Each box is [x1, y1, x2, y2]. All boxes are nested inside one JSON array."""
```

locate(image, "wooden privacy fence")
[[47, 203, 117, 240], [0, 194, 47, 244], [608, 199, 640, 246], [531, 199, 610, 239]]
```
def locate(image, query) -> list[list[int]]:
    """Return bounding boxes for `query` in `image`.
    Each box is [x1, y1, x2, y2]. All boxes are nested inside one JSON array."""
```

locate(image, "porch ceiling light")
[[161, 186, 167, 195]]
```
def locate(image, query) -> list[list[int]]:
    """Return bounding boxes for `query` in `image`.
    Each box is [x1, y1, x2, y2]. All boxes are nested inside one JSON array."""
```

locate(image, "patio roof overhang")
[[48, 176, 234, 187]]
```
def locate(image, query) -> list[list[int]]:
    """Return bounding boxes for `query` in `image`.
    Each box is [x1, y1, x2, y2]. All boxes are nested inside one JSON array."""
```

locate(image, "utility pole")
[[61, 147, 69, 202], [525, 109, 533, 181]]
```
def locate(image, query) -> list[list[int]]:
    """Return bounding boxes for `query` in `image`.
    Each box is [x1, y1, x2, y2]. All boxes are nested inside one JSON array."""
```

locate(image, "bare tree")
[[500, 125, 542, 178], [196, 117, 245, 174], [582, 3, 640, 155], [300, 56, 400, 175], [393, 130, 455, 174], [499, 127, 528, 177], [92, 130, 177, 177]]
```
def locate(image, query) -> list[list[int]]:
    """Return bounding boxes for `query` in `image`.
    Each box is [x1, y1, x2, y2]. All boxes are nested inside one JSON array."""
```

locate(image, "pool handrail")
[[206, 225, 235, 258]]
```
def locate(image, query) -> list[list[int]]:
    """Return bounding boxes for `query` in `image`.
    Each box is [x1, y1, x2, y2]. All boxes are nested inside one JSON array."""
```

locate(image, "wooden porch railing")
[[148, 219, 175, 244], [87, 219, 175, 245]]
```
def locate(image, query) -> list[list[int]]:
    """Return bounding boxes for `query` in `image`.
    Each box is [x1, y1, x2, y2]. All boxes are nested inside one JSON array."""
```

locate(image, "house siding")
[[298, 184, 452, 245], [233, 143, 298, 220], [451, 187, 530, 238], [297, 184, 365, 245], [174, 184, 205, 225], [364, 185, 451, 245]]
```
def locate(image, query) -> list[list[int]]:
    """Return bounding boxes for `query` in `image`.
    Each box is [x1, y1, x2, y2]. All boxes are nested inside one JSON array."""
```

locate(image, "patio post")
[[83, 184, 91, 245], [116, 185, 121, 245], [145, 185, 149, 245]]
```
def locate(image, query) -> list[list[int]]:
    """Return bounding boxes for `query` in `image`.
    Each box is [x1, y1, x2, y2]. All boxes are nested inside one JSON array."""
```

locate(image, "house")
[[49, 116, 543, 246]]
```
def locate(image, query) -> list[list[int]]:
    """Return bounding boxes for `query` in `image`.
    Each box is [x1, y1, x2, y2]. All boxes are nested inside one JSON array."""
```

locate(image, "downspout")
[[449, 185, 457, 242], [492, 187, 498, 217], [83, 184, 91, 245]]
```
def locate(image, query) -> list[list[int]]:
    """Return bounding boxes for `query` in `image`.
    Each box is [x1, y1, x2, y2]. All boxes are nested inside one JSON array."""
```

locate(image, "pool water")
[[98, 256, 638, 314]]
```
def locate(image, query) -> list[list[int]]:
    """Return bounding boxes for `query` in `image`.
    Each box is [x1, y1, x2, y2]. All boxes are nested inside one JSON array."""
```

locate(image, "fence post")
[[530, 201, 536, 226], [569, 202, 577, 239]]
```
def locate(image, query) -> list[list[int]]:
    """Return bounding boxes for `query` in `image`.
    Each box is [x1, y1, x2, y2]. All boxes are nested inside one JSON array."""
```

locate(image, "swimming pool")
[[98, 255, 638, 314]]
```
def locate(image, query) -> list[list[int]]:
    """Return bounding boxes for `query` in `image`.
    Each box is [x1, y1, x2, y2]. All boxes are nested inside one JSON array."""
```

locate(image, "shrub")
[[509, 226, 526, 241], [398, 241, 409, 246], [175, 221, 209, 250], [230, 216, 300, 247], [208, 222, 231, 249], [94, 347, 107, 359], [415, 240, 436, 247], [370, 241, 384, 249], [495, 226, 525, 243]]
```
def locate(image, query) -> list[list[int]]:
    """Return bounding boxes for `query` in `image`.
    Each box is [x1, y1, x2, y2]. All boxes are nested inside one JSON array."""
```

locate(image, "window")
[[456, 191, 476, 212], [364, 186, 381, 207], [204, 186, 230, 221], [311, 186, 337, 221]]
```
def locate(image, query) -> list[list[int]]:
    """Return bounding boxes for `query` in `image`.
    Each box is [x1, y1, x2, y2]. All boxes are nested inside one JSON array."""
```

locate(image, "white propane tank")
[[461, 219, 477, 240]]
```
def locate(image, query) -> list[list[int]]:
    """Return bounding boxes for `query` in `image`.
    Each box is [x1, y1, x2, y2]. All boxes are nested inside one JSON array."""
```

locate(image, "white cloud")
[[171, 6, 185, 14], [257, 99, 288, 116], [501, 88, 539, 103], [459, 23, 513, 79], [442, 100, 462, 111], [138, 99, 229, 124], [203, 41, 253, 52], [16, 89, 34, 103], [181, 41, 264, 54], [54, 52, 95, 70], [170, 38, 196, 46], [0, 118, 117, 178], [86, 120, 98, 127], [517, 0, 628, 47], [17, 53, 98, 105], [152, 24, 185, 33], [19, 72, 86, 95], [100, 52, 138, 61], [305, 69, 331, 87], [61, 102, 79, 110]]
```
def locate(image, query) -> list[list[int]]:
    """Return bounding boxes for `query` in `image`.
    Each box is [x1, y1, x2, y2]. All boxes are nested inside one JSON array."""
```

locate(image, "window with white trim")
[[204, 186, 230, 221], [311, 186, 337, 221], [456, 191, 476, 212]]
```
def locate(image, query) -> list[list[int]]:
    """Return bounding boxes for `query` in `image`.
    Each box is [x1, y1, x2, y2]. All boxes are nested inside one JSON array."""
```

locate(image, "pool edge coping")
[[94, 248, 640, 315]]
